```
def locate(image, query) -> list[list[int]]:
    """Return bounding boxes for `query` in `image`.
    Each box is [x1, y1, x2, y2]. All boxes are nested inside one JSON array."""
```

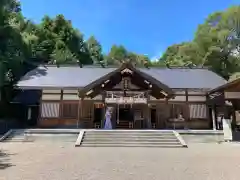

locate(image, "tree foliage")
[[158, 6, 240, 79], [1, 2, 240, 89]]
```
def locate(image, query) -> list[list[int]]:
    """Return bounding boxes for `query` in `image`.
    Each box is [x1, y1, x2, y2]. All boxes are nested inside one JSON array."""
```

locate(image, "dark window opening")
[[151, 108, 156, 123], [118, 107, 133, 121], [94, 108, 103, 122]]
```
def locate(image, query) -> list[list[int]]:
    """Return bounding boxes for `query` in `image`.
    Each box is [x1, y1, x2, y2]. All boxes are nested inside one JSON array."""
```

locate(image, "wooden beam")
[[160, 90, 168, 97], [77, 97, 83, 128], [86, 90, 93, 96], [185, 89, 190, 120], [60, 89, 64, 118]]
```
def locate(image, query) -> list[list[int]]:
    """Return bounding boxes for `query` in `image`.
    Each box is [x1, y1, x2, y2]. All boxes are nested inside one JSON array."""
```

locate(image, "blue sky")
[[20, 0, 240, 60]]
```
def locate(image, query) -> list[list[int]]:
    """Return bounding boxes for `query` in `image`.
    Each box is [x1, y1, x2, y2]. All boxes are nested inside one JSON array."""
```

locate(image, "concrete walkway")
[[1, 142, 240, 180]]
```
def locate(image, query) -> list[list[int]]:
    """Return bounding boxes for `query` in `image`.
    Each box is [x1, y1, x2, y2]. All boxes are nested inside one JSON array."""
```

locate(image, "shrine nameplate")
[[105, 97, 147, 104]]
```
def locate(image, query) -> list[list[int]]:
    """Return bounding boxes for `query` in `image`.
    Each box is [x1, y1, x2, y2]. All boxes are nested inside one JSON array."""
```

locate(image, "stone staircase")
[[77, 130, 187, 148], [2, 129, 30, 142]]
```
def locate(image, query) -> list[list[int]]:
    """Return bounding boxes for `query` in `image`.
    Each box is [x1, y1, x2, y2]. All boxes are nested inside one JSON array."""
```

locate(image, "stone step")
[[79, 130, 185, 148], [82, 138, 179, 142], [83, 135, 177, 139], [4, 137, 25, 141], [85, 131, 175, 134], [80, 142, 182, 147], [85, 131, 175, 135], [80, 144, 183, 147], [3, 138, 33, 142], [5, 138, 25, 140], [5, 136, 25, 140], [85, 134, 176, 137], [3, 130, 28, 142], [82, 141, 181, 144], [7, 134, 24, 138]]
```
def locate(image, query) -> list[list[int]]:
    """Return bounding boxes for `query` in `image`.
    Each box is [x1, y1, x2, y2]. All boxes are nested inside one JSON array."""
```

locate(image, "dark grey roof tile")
[[17, 66, 116, 89], [17, 65, 227, 90], [139, 68, 227, 89]]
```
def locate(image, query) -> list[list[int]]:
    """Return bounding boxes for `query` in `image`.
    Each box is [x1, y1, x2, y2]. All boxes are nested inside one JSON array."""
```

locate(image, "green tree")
[[194, 6, 240, 79], [86, 36, 103, 64], [106, 45, 128, 65], [33, 15, 90, 65], [160, 5, 240, 78], [0, 0, 27, 84], [158, 42, 202, 67]]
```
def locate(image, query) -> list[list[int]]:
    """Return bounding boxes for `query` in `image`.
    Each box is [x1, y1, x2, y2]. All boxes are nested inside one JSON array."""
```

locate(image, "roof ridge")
[[42, 64, 117, 68], [42, 64, 210, 69], [144, 67, 210, 70]]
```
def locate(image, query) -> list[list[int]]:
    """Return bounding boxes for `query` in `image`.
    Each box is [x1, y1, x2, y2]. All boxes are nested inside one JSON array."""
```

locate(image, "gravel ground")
[[1, 141, 240, 180]]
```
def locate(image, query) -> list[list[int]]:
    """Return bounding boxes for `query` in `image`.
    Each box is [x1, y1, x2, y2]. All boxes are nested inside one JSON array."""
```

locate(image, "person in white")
[[104, 107, 113, 129], [217, 115, 223, 130]]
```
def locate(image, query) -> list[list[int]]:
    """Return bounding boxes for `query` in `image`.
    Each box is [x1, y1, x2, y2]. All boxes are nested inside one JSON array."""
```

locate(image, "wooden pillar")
[[232, 110, 237, 131], [185, 89, 189, 129], [27, 107, 32, 121], [38, 90, 43, 126], [102, 91, 106, 128], [231, 101, 237, 130], [165, 98, 169, 129], [211, 106, 217, 130], [156, 103, 162, 129], [77, 97, 83, 128], [146, 90, 151, 129], [91, 101, 95, 128], [59, 89, 63, 119]]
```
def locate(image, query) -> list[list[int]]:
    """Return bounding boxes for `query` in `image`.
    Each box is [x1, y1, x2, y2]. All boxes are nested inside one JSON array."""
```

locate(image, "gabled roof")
[[208, 78, 240, 94], [78, 62, 174, 98], [16, 65, 227, 90]]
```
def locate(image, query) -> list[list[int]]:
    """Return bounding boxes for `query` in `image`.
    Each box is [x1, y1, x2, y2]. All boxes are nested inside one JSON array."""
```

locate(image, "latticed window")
[[62, 103, 79, 119], [189, 104, 207, 119], [41, 103, 60, 118]]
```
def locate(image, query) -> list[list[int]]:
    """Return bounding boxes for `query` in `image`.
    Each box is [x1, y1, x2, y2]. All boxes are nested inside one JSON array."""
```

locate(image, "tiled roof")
[[16, 65, 227, 90], [139, 68, 227, 89]]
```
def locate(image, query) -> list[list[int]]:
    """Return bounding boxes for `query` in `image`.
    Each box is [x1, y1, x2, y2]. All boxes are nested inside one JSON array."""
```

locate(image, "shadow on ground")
[[0, 150, 15, 170]]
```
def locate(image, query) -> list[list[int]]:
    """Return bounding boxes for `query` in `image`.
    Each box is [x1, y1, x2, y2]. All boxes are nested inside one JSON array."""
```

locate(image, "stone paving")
[[1, 141, 240, 180]]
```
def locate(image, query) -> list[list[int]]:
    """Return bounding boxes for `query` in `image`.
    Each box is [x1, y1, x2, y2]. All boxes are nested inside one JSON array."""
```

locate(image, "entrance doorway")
[[150, 108, 156, 128], [119, 108, 132, 121], [94, 107, 103, 128], [116, 105, 133, 129]]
